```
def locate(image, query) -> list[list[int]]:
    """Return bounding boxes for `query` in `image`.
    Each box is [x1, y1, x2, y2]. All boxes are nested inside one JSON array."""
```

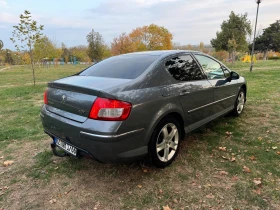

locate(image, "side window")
[[221, 65, 231, 78], [195, 55, 225, 79], [165, 55, 204, 81]]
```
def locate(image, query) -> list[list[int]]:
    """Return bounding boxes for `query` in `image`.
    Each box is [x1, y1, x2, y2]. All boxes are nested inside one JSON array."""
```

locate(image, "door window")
[[195, 55, 225, 79], [165, 55, 204, 81]]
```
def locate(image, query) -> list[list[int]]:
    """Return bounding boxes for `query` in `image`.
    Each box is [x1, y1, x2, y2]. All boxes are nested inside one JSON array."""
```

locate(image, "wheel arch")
[[144, 105, 185, 145], [240, 84, 247, 101]]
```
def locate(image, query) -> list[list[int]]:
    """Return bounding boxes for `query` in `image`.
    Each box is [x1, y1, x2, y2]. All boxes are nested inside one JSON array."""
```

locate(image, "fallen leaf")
[[254, 188, 261, 195], [268, 172, 272, 176], [159, 189, 163, 194], [49, 199, 57, 204], [230, 157, 236, 162], [173, 198, 178, 203], [243, 166, 251, 173], [1, 186, 9, 191], [204, 183, 211, 188], [142, 168, 148, 173], [218, 147, 227, 151], [266, 130, 270, 133], [253, 178, 262, 186], [219, 171, 228, 176], [249, 156, 256, 161], [0, 156, 3, 159], [206, 194, 215, 199], [232, 176, 238, 181], [225, 131, 233, 136], [222, 156, 228, 160], [277, 151, 280, 155], [3, 160, 14, 167], [163, 205, 172, 210], [137, 185, 142, 189], [272, 146, 278, 150], [258, 137, 263, 141]]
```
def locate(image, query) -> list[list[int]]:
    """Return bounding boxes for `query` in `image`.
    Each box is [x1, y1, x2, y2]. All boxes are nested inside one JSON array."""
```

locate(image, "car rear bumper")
[[40, 105, 148, 163]]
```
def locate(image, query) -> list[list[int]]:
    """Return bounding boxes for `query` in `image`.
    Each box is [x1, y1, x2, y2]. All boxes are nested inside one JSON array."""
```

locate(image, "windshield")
[[80, 54, 159, 79]]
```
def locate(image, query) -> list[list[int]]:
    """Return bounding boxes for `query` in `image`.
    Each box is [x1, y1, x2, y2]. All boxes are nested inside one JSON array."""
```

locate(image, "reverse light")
[[44, 89, 48, 104], [89, 97, 132, 121]]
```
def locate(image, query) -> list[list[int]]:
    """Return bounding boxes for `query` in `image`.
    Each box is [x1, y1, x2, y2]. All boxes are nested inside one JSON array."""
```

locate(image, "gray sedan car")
[[41, 50, 246, 167]]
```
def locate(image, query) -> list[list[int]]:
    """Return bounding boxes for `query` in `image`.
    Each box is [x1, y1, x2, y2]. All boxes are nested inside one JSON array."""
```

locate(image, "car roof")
[[122, 50, 202, 57]]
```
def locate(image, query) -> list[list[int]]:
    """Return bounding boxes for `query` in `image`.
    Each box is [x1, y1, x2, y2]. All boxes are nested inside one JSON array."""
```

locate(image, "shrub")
[[268, 56, 280, 60]]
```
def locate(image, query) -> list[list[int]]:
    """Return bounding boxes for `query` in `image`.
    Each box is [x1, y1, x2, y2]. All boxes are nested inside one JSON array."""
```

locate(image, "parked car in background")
[[41, 50, 246, 167]]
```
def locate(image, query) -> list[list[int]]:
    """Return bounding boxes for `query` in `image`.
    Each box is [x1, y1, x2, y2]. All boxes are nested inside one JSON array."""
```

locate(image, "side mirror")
[[231, 71, 240, 80], [227, 71, 239, 82]]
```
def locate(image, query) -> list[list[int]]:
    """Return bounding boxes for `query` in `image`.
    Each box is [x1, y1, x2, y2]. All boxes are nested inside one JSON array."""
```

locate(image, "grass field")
[[0, 61, 280, 209]]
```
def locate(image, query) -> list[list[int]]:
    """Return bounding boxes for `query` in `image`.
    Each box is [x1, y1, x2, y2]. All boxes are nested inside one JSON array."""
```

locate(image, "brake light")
[[44, 90, 48, 104], [89, 97, 132, 121]]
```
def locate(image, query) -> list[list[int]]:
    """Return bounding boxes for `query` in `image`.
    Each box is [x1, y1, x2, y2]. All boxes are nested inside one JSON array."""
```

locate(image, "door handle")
[[180, 89, 190, 95]]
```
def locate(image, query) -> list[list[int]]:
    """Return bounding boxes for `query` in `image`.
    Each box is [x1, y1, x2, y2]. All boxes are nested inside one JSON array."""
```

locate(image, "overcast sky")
[[0, 0, 279, 49]]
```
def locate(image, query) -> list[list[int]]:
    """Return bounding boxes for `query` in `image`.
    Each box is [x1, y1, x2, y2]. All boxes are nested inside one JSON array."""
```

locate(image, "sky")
[[0, 0, 279, 50]]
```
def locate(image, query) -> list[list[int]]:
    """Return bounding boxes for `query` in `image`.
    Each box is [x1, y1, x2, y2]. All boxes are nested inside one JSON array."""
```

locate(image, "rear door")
[[194, 54, 239, 113], [164, 54, 214, 129]]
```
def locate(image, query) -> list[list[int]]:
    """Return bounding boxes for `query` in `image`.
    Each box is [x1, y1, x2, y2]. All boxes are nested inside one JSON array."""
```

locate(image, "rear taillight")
[[44, 90, 48, 104], [89, 97, 132, 121]]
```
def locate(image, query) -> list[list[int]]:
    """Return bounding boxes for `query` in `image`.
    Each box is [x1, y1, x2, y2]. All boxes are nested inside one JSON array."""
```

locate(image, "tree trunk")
[[31, 61, 35, 86], [263, 49, 268, 60], [29, 46, 36, 86]]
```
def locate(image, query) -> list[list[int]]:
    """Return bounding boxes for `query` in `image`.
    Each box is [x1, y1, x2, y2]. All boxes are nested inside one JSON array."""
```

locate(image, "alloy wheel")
[[237, 91, 245, 114], [156, 123, 179, 162]]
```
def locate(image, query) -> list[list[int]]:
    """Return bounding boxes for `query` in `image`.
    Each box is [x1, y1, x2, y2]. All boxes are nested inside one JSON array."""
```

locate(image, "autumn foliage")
[[111, 24, 173, 55]]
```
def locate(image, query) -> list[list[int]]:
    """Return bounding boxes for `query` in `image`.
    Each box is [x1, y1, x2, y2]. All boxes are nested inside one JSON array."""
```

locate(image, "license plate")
[[56, 139, 77, 156]]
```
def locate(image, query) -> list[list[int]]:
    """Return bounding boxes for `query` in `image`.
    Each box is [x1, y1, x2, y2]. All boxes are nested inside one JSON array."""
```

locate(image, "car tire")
[[148, 116, 182, 168], [232, 88, 246, 116]]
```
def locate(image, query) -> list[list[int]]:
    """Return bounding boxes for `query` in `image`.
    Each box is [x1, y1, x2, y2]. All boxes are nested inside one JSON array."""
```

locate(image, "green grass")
[[0, 61, 280, 209]]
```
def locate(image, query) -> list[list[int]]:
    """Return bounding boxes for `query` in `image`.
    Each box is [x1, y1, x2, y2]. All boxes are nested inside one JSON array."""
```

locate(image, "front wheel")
[[232, 88, 246, 116], [149, 117, 181, 168]]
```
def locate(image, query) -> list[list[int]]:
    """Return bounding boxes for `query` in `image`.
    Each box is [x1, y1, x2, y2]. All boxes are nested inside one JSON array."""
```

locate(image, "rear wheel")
[[149, 116, 181, 168], [232, 88, 246, 116]]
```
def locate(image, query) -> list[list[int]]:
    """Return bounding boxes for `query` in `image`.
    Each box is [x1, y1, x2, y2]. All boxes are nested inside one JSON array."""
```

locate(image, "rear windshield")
[[80, 54, 159, 79]]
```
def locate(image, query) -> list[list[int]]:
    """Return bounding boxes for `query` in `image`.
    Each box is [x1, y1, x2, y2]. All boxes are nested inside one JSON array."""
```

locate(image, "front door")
[[194, 54, 239, 113]]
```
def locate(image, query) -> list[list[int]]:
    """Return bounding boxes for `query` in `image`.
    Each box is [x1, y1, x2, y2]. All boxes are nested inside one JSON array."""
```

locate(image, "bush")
[[268, 57, 280, 60], [212, 51, 228, 61]]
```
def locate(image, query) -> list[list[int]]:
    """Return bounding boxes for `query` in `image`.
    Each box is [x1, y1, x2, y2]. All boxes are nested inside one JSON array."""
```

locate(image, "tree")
[[102, 45, 112, 59], [129, 24, 173, 51], [199, 42, 204, 52], [69, 45, 89, 62], [10, 10, 44, 85], [211, 11, 251, 61], [0, 40, 3, 51], [249, 20, 280, 60], [111, 24, 173, 55], [4, 50, 14, 65], [227, 38, 237, 62], [33, 36, 54, 63], [61, 42, 70, 63], [186, 44, 193, 50], [111, 33, 135, 55], [86, 29, 104, 62]]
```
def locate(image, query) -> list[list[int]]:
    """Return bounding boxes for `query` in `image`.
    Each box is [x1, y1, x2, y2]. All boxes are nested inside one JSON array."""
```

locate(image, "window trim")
[[192, 53, 231, 80], [164, 53, 208, 83]]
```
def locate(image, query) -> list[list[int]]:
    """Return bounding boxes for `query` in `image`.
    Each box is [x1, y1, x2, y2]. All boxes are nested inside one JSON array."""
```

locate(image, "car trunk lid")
[[46, 76, 131, 123]]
